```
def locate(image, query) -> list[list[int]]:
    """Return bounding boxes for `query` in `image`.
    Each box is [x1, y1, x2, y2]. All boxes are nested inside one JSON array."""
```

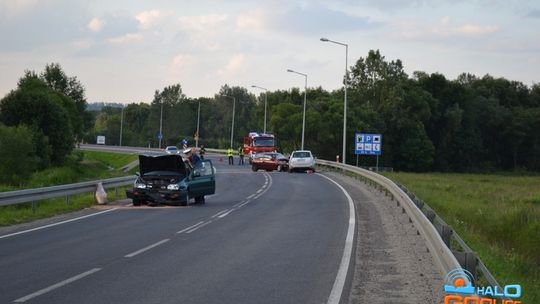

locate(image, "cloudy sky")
[[1, 0, 539, 103]]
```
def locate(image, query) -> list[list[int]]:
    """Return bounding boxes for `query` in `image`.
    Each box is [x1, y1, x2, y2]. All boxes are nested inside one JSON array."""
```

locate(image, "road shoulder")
[[323, 171, 445, 303]]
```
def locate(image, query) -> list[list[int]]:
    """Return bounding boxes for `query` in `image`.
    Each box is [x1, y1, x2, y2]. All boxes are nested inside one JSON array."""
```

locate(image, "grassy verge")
[[0, 187, 129, 226], [0, 150, 137, 226], [383, 172, 539, 303]]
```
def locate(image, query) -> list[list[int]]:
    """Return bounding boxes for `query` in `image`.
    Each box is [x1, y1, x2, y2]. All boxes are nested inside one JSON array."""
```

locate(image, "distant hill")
[[86, 102, 124, 111]]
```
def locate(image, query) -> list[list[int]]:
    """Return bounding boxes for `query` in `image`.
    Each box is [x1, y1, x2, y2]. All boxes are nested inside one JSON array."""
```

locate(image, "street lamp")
[[251, 85, 268, 134], [159, 102, 164, 149], [220, 94, 236, 148], [287, 69, 307, 150], [119, 105, 125, 146], [321, 37, 348, 164], [195, 100, 201, 148]]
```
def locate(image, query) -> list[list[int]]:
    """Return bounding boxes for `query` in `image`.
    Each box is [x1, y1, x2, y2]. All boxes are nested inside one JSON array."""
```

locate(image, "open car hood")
[[139, 154, 187, 176]]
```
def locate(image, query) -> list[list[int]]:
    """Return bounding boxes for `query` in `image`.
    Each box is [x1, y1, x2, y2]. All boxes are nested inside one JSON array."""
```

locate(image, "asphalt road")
[[0, 155, 351, 304]]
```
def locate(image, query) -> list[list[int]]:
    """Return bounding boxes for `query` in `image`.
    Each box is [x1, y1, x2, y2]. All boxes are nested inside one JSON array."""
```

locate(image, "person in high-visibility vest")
[[238, 146, 244, 165], [227, 148, 234, 165]]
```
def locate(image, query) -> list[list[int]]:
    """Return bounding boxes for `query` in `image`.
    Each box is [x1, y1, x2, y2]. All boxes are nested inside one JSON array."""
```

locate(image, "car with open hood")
[[126, 153, 215, 206]]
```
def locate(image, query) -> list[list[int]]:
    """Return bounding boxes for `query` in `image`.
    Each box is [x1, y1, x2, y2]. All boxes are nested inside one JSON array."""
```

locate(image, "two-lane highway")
[[0, 155, 353, 304]]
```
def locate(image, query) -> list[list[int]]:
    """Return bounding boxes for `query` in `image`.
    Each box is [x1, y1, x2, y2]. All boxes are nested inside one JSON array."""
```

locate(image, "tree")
[[0, 74, 74, 164], [41, 63, 89, 140], [0, 124, 39, 184]]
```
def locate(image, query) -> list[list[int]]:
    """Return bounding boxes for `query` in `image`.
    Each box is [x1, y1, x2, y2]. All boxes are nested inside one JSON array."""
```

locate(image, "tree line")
[[89, 50, 540, 172], [1, 51, 539, 185]]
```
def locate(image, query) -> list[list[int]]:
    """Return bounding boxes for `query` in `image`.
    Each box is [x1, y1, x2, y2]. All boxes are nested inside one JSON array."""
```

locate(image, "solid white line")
[[317, 173, 356, 304], [176, 221, 205, 234], [0, 209, 118, 240], [124, 239, 170, 258], [247, 194, 255, 199], [218, 210, 233, 218], [14, 268, 102, 303], [185, 221, 212, 233], [211, 210, 230, 219]]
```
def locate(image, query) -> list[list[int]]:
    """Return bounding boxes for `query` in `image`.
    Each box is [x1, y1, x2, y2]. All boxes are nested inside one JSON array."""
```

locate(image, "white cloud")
[[217, 53, 246, 76], [108, 33, 143, 45], [457, 24, 499, 35], [136, 9, 162, 29], [177, 14, 228, 31], [172, 54, 195, 67], [236, 10, 268, 32], [88, 17, 105, 32], [0, 0, 39, 16]]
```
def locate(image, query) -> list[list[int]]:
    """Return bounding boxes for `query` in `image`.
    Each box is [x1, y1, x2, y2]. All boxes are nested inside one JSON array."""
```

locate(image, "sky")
[[1, 0, 539, 103]]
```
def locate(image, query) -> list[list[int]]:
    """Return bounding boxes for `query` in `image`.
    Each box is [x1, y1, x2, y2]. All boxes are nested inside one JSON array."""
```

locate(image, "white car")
[[164, 146, 179, 154], [288, 150, 315, 172]]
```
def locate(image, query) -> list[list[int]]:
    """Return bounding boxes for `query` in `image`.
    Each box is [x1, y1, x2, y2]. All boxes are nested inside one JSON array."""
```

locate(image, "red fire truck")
[[243, 132, 276, 163]]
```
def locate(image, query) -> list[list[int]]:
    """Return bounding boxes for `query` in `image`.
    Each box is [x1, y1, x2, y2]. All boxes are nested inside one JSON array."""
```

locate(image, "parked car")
[[164, 146, 179, 154], [288, 150, 315, 172], [126, 153, 215, 206], [251, 152, 289, 172]]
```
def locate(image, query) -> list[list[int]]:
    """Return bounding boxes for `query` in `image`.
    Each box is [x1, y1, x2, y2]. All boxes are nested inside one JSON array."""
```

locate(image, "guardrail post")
[[31, 201, 36, 213], [66, 195, 70, 205], [425, 209, 436, 223], [440, 225, 453, 248], [453, 251, 478, 280]]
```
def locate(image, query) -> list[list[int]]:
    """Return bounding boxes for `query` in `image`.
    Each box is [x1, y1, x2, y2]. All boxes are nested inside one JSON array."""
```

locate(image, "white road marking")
[[124, 239, 170, 258], [176, 221, 205, 234], [211, 210, 230, 219], [218, 211, 232, 218], [247, 194, 256, 199], [185, 221, 212, 233], [0, 208, 118, 240], [316, 173, 356, 304], [13, 268, 102, 303]]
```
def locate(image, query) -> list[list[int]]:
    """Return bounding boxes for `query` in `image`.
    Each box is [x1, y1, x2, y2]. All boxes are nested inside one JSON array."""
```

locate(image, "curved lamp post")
[[219, 94, 236, 148], [321, 37, 348, 164], [286, 69, 308, 150], [251, 85, 268, 134]]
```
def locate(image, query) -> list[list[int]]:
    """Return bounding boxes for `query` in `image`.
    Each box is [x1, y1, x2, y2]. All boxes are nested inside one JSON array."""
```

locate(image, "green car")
[[127, 153, 215, 206]]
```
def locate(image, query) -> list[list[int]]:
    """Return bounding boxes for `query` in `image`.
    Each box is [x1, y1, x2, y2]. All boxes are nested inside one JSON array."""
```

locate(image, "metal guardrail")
[[398, 184, 501, 289], [315, 159, 462, 278], [0, 176, 136, 208]]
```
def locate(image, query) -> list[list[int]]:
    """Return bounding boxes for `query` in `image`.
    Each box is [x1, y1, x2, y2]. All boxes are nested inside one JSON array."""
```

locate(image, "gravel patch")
[[324, 171, 445, 303]]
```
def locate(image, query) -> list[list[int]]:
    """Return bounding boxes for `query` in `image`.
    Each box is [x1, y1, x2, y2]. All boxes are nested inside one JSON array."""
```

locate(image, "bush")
[[0, 124, 39, 184]]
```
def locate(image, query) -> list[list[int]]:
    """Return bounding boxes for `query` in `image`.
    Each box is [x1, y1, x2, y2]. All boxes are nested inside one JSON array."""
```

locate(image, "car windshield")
[[166, 146, 178, 151], [292, 151, 311, 158], [253, 137, 274, 147], [275, 153, 286, 159]]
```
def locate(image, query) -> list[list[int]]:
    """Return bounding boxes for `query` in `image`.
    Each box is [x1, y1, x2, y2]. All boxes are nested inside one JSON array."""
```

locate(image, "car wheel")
[[288, 167, 293, 173], [195, 196, 205, 204], [133, 199, 142, 206], [252, 165, 258, 172]]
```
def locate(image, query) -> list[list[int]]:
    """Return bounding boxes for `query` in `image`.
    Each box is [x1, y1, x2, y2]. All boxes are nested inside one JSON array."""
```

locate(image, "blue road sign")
[[157, 132, 163, 140], [355, 133, 382, 155]]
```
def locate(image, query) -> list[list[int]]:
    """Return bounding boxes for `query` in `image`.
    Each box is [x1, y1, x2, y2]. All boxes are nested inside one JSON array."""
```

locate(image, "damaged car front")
[[129, 153, 189, 206]]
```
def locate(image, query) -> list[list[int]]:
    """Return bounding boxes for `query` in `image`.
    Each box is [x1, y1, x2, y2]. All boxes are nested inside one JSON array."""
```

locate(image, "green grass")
[[383, 172, 540, 303], [0, 150, 137, 226], [0, 188, 129, 226]]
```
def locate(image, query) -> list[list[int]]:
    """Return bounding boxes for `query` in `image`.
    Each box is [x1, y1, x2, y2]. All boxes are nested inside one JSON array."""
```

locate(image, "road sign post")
[[355, 133, 382, 172]]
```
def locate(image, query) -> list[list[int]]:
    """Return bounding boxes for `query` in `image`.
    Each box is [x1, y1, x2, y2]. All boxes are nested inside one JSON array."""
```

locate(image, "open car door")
[[188, 159, 216, 200]]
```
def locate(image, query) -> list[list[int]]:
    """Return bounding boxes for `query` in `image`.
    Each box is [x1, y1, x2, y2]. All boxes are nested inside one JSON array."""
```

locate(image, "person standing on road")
[[227, 147, 234, 165], [200, 144, 206, 160], [238, 146, 244, 165]]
